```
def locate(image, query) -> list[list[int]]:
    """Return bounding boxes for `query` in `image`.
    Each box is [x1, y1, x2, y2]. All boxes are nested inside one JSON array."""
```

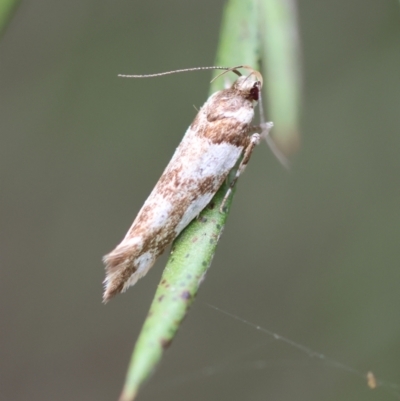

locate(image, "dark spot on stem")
[[160, 338, 172, 350], [181, 291, 191, 300]]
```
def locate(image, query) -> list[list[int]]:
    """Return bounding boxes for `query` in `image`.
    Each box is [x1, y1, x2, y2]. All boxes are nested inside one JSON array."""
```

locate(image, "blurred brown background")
[[1, 1, 400, 400]]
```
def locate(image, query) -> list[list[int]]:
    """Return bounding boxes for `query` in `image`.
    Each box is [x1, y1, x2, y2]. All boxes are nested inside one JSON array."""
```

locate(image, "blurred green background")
[[1, 1, 399, 400]]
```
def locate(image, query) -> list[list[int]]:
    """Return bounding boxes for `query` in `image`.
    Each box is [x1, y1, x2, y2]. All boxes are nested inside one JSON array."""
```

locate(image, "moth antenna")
[[241, 65, 264, 87], [118, 66, 239, 79], [210, 67, 242, 83], [118, 65, 264, 89], [211, 65, 263, 88]]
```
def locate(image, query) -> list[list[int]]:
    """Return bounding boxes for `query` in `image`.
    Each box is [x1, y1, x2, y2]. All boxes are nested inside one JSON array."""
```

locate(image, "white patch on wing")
[[217, 107, 254, 123], [174, 192, 214, 235], [177, 130, 243, 182], [170, 139, 242, 235], [121, 192, 173, 243], [122, 250, 156, 291], [120, 236, 143, 248], [143, 194, 173, 229], [135, 251, 155, 273]]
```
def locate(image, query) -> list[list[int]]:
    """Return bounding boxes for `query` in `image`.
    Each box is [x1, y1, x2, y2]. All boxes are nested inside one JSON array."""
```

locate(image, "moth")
[[103, 65, 273, 302]]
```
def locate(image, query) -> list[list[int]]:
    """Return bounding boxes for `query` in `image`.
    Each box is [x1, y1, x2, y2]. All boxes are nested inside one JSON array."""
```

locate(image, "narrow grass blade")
[[260, 0, 302, 155]]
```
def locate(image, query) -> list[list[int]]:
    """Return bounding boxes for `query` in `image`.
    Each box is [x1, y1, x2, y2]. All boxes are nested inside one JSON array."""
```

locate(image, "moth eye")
[[249, 83, 259, 101]]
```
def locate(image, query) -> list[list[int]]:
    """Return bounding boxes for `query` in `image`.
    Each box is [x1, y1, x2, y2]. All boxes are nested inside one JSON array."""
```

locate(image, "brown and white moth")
[[103, 66, 273, 302]]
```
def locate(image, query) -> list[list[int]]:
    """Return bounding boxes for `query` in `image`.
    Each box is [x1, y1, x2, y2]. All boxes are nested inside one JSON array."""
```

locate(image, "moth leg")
[[255, 122, 290, 169], [248, 121, 273, 137], [220, 133, 261, 213]]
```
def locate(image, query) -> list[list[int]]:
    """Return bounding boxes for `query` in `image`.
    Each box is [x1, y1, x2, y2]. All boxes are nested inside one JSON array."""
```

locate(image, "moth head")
[[233, 76, 262, 104], [212, 65, 262, 105]]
